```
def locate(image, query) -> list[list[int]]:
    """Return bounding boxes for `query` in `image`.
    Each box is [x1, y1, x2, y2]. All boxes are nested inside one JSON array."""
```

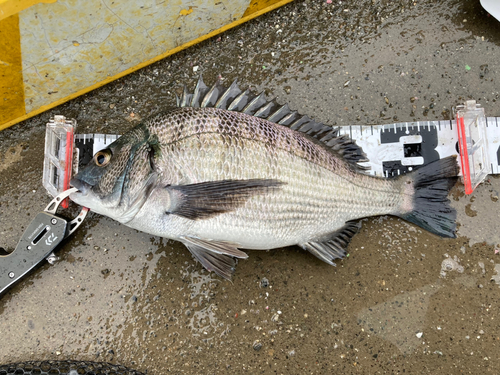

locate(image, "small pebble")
[[253, 340, 262, 351], [416, 332, 423, 338], [260, 278, 269, 288]]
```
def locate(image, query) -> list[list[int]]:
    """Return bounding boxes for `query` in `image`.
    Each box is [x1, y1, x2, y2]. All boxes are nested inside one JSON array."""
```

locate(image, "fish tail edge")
[[398, 155, 460, 238]]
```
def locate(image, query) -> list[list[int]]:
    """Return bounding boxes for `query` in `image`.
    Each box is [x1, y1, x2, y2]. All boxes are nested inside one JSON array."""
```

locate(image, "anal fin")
[[182, 237, 247, 279], [181, 236, 248, 259], [301, 221, 361, 265]]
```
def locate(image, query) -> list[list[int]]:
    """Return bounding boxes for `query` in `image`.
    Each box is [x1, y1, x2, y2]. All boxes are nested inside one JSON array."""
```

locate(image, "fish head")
[[70, 124, 159, 223]]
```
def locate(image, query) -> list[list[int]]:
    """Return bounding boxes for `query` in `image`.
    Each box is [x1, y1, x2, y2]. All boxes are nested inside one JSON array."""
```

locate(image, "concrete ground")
[[1, 0, 500, 373]]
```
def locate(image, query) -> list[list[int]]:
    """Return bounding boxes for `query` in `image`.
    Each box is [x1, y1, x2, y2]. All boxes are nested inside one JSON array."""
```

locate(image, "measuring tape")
[[73, 120, 500, 175], [74, 133, 120, 171], [74, 120, 500, 178], [338, 117, 500, 177]]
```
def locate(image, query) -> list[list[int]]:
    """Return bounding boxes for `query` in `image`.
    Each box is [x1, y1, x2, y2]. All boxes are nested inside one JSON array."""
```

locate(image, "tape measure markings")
[[74, 118, 500, 177]]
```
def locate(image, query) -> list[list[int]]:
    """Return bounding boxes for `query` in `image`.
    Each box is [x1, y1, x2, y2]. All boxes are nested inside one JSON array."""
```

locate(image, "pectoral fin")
[[167, 179, 284, 220], [182, 237, 247, 279], [301, 221, 361, 265]]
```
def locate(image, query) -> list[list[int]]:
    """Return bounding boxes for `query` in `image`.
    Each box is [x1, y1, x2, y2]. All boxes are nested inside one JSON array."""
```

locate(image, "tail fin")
[[398, 156, 459, 238]]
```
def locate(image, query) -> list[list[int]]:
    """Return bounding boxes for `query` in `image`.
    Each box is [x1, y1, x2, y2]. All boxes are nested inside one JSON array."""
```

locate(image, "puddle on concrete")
[[0, 144, 26, 173], [358, 283, 440, 355], [0, 217, 165, 358], [452, 178, 500, 247]]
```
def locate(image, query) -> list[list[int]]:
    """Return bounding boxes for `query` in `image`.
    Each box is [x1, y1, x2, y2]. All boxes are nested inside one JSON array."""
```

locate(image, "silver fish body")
[[70, 78, 458, 279], [130, 107, 406, 247]]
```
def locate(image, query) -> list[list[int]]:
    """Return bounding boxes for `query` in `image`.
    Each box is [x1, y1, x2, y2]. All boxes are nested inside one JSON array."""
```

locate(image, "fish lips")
[[70, 178, 91, 196]]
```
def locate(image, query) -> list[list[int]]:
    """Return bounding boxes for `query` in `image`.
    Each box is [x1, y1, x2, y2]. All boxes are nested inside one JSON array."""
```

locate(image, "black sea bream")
[[70, 77, 459, 279]]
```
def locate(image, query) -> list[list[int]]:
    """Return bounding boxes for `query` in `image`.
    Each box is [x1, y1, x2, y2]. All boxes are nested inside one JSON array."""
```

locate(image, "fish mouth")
[[70, 178, 91, 196]]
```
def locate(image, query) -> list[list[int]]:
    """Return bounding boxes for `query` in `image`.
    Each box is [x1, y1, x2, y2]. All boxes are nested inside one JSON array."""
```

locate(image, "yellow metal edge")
[[243, 0, 284, 18], [0, 0, 57, 21], [0, 14, 25, 125], [0, 0, 294, 131]]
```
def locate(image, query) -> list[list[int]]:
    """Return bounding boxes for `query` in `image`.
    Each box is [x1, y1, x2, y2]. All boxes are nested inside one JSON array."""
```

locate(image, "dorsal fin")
[[191, 75, 209, 107], [176, 85, 192, 108], [201, 79, 225, 108], [322, 135, 370, 170], [227, 89, 253, 111], [215, 79, 242, 109], [177, 75, 369, 171]]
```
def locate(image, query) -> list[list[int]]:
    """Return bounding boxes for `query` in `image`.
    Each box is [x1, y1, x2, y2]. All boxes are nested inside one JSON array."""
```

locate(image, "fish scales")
[[149, 108, 338, 175], [134, 108, 405, 248], [70, 78, 459, 279]]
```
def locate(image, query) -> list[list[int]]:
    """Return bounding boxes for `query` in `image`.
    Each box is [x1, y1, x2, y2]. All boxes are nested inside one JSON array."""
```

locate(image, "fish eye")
[[94, 149, 112, 167]]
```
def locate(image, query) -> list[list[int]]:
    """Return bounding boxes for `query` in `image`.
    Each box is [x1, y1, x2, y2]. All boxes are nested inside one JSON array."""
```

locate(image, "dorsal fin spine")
[[215, 80, 242, 109], [242, 92, 267, 115], [227, 89, 253, 111], [201, 79, 223, 108], [253, 100, 277, 118], [268, 104, 290, 123], [191, 75, 209, 108], [177, 76, 370, 172]]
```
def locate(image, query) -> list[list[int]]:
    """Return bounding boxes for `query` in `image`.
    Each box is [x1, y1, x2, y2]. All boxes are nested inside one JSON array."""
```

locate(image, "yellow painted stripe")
[[0, 0, 57, 21], [0, 13, 25, 124], [243, 0, 285, 18], [0, 0, 294, 131]]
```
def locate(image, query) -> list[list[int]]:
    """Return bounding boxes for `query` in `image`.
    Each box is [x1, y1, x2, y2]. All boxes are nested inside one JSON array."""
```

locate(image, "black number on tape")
[[75, 138, 95, 168], [380, 126, 440, 176]]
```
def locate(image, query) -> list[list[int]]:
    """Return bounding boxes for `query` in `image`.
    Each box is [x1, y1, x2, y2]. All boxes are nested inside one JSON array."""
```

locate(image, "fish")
[[70, 76, 459, 279]]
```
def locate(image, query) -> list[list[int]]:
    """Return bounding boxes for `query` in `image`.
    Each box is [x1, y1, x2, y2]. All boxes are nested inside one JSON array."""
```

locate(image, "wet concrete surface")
[[1, 0, 500, 373]]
